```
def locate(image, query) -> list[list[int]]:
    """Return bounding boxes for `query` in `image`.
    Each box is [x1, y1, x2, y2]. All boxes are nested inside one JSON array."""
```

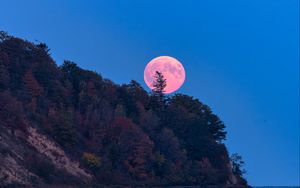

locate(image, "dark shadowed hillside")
[[0, 32, 249, 187]]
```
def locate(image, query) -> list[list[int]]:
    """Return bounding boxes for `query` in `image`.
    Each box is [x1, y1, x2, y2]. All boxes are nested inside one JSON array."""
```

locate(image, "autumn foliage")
[[0, 31, 248, 186]]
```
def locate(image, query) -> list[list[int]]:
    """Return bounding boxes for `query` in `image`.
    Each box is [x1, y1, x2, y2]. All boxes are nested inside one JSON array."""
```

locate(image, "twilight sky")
[[1, 0, 299, 185]]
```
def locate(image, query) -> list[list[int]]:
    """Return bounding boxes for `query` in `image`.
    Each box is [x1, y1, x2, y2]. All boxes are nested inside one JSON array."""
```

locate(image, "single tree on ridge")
[[152, 71, 167, 97]]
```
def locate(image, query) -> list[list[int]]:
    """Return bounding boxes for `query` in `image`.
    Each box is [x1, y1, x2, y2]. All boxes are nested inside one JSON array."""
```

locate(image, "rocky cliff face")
[[26, 127, 93, 180], [0, 32, 249, 186], [0, 123, 93, 185]]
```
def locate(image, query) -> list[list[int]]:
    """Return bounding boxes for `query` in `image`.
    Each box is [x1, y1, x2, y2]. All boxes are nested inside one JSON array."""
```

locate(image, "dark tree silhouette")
[[152, 71, 167, 96], [230, 153, 246, 176], [151, 71, 167, 113]]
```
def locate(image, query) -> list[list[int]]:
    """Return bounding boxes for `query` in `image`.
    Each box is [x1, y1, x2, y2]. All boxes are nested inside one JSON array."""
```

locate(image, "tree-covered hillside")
[[0, 32, 248, 187]]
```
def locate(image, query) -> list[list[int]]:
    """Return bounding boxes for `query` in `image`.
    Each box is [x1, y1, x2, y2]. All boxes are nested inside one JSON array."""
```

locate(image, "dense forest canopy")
[[0, 31, 248, 186]]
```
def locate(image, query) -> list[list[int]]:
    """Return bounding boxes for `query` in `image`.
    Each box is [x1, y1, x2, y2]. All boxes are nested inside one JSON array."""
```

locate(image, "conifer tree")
[[152, 71, 167, 101]]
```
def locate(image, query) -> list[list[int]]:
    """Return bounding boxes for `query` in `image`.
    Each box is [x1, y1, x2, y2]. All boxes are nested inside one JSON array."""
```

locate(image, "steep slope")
[[0, 31, 249, 186]]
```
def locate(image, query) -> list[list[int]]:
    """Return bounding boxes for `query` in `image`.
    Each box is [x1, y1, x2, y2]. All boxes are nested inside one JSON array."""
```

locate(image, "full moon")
[[144, 56, 185, 94]]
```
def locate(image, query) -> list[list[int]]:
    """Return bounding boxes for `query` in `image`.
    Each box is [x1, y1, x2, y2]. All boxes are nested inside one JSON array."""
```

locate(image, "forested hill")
[[0, 32, 249, 187]]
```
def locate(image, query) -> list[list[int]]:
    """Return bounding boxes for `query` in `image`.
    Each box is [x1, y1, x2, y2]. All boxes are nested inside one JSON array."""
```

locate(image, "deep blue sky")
[[1, 0, 299, 185]]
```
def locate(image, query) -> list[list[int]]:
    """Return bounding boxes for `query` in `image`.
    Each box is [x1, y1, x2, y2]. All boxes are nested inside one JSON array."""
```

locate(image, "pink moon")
[[144, 56, 186, 94]]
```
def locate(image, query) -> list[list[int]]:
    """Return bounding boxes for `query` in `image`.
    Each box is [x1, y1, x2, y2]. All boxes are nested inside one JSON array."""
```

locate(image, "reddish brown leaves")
[[24, 69, 43, 97]]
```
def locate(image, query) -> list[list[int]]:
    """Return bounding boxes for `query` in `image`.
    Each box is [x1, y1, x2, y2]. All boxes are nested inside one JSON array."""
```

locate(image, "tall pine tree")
[[152, 71, 166, 101]]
